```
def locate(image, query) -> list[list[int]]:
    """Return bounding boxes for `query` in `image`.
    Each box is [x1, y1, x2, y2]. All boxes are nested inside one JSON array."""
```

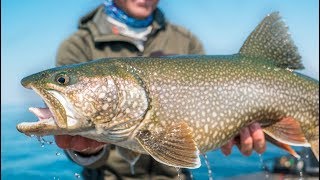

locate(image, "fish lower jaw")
[[16, 117, 57, 136], [17, 117, 55, 128], [16, 116, 87, 136]]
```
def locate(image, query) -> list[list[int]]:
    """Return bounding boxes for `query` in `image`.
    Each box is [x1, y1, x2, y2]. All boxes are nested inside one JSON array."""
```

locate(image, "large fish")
[[17, 12, 319, 168]]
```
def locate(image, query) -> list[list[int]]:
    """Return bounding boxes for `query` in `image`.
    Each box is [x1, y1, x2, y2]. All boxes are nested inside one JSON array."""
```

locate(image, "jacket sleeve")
[[55, 33, 92, 66], [64, 146, 111, 169], [188, 33, 205, 55]]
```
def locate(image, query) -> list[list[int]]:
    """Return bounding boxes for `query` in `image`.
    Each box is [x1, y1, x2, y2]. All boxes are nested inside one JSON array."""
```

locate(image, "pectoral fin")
[[263, 117, 310, 158], [135, 122, 200, 168]]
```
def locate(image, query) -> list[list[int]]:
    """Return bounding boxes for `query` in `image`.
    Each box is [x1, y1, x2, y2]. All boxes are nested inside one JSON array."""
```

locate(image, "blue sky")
[[2, 0, 319, 105]]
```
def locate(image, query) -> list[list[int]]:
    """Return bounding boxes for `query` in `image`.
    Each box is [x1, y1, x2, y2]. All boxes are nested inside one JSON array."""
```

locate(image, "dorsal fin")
[[239, 12, 304, 70]]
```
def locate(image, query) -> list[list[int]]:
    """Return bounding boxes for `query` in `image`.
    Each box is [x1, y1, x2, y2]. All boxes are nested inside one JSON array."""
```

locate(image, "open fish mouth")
[[16, 86, 80, 136], [16, 106, 60, 136]]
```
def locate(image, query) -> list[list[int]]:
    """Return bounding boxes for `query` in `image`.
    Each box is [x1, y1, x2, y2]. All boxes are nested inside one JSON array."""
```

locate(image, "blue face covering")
[[104, 0, 154, 28]]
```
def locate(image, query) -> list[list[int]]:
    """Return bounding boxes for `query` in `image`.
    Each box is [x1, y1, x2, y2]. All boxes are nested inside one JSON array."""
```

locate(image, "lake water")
[[1, 105, 303, 180]]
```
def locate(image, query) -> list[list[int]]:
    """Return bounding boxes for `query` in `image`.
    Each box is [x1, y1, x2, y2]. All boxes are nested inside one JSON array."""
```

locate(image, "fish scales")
[[115, 56, 319, 152], [17, 12, 319, 168]]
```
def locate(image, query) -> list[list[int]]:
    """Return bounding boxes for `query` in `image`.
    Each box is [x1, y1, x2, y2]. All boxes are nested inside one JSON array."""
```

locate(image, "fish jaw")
[[34, 85, 69, 128], [16, 110, 62, 136], [16, 86, 94, 136]]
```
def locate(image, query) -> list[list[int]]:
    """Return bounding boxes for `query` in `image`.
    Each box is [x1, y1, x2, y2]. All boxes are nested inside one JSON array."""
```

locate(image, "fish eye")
[[55, 74, 70, 85]]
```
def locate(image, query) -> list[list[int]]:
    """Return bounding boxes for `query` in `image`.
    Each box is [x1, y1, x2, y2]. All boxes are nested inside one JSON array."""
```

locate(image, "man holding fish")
[[18, 0, 299, 179], [54, 0, 267, 179]]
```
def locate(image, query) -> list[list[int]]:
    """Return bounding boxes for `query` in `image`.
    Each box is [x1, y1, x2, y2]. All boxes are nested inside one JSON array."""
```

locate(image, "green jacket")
[[56, 5, 205, 180], [56, 5, 204, 66]]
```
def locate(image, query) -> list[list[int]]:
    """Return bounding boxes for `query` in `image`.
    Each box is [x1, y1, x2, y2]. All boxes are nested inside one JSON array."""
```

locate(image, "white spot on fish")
[[204, 124, 209, 133], [212, 131, 218, 138], [98, 93, 106, 99], [193, 134, 200, 141], [107, 79, 114, 86], [102, 104, 109, 110], [212, 112, 217, 117], [132, 101, 138, 108], [205, 137, 209, 146], [196, 121, 200, 128], [78, 94, 84, 102]]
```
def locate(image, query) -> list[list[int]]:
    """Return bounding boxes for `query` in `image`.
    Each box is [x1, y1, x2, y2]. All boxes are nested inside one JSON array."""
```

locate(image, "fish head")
[[17, 61, 149, 142], [17, 62, 122, 136]]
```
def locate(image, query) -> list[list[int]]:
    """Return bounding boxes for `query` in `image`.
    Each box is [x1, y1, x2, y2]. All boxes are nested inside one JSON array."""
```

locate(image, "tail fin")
[[239, 12, 304, 70]]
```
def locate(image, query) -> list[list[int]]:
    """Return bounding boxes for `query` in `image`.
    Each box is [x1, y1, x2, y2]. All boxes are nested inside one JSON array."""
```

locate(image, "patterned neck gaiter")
[[104, 0, 154, 28]]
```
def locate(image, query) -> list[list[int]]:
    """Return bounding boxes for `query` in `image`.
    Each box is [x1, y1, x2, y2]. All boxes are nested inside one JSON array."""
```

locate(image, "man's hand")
[[55, 135, 107, 155], [221, 123, 266, 156]]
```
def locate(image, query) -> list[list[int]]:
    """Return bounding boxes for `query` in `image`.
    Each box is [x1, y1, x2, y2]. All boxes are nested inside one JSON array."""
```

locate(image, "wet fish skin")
[[17, 12, 319, 168]]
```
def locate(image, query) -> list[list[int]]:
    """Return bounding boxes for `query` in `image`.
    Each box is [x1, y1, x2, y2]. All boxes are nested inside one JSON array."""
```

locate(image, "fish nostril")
[[41, 73, 48, 78]]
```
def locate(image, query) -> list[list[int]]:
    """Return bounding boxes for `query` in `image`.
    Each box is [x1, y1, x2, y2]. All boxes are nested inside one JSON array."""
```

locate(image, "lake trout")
[[17, 12, 319, 168]]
